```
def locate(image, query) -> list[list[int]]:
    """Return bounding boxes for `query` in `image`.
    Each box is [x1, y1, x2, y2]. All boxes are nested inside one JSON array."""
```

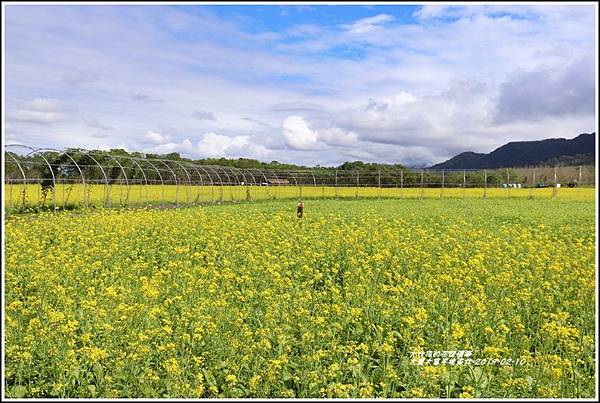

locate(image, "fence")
[[3, 144, 596, 213]]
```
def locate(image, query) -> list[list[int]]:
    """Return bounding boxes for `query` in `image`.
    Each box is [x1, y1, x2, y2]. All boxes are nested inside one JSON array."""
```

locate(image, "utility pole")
[[553, 166, 557, 199], [400, 170, 403, 198], [440, 169, 444, 199], [530, 168, 536, 199], [483, 169, 487, 199], [335, 170, 338, 200]]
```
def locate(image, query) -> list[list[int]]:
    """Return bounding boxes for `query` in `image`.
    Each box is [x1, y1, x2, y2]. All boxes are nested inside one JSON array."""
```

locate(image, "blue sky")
[[197, 4, 422, 32], [4, 3, 597, 166]]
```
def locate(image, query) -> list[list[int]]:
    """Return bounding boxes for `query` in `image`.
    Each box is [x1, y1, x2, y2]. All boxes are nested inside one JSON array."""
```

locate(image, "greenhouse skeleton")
[[4, 144, 595, 212]]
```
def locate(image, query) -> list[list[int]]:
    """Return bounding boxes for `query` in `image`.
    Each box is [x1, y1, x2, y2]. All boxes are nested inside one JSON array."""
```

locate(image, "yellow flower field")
[[4, 197, 596, 398], [3, 183, 594, 212]]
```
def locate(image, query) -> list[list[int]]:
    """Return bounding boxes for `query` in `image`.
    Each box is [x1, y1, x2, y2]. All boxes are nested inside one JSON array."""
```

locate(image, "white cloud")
[[143, 130, 172, 145], [282, 115, 358, 150], [414, 5, 592, 22], [29, 98, 62, 111], [143, 132, 270, 160], [365, 92, 418, 112], [4, 5, 596, 166], [5, 123, 23, 142], [413, 5, 452, 20], [282, 116, 320, 150], [5, 123, 23, 135], [196, 132, 250, 157], [318, 126, 359, 147], [9, 110, 67, 125], [287, 23, 323, 38], [343, 14, 394, 34], [494, 54, 595, 123], [334, 92, 433, 144], [7, 98, 69, 125]]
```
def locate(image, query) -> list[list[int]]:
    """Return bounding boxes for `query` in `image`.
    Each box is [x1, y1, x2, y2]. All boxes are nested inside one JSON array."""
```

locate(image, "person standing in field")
[[296, 200, 304, 219]]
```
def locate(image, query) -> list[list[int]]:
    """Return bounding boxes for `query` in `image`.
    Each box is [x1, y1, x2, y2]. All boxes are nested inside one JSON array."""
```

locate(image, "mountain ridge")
[[430, 132, 596, 169]]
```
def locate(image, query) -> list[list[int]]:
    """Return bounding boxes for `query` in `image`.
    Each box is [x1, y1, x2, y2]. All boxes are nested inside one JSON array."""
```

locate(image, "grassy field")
[[4, 197, 596, 398], [4, 183, 594, 212]]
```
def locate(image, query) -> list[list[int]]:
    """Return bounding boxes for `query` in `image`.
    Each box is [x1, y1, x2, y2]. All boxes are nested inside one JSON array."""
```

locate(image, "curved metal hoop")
[[6, 144, 580, 210], [4, 151, 27, 209], [75, 149, 110, 207], [35, 147, 87, 207], [118, 155, 150, 207]]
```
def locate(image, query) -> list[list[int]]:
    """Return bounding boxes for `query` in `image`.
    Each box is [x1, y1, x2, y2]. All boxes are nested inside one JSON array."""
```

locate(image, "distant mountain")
[[541, 153, 595, 166], [430, 133, 596, 169]]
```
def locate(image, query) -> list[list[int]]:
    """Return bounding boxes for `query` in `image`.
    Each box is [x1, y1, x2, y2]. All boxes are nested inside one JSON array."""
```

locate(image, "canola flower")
[[4, 183, 595, 212], [4, 197, 596, 398]]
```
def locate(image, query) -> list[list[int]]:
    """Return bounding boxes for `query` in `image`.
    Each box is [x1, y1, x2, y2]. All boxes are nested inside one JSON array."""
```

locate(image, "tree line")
[[5, 148, 540, 188]]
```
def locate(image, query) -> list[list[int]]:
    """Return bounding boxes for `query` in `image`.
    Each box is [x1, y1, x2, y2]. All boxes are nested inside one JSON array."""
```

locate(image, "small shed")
[[267, 178, 290, 185]]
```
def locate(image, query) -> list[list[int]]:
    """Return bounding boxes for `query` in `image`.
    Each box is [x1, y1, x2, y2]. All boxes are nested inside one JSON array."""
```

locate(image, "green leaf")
[[202, 369, 217, 387], [479, 370, 489, 389], [142, 385, 157, 397], [13, 386, 27, 398], [473, 366, 484, 381], [93, 363, 104, 380], [230, 386, 247, 397], [87, 385, 96, 396], [282, 369, 293, 382]]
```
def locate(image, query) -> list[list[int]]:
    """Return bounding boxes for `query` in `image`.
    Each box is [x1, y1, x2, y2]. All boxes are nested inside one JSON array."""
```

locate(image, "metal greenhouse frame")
[[4, 144, 595, 213]]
